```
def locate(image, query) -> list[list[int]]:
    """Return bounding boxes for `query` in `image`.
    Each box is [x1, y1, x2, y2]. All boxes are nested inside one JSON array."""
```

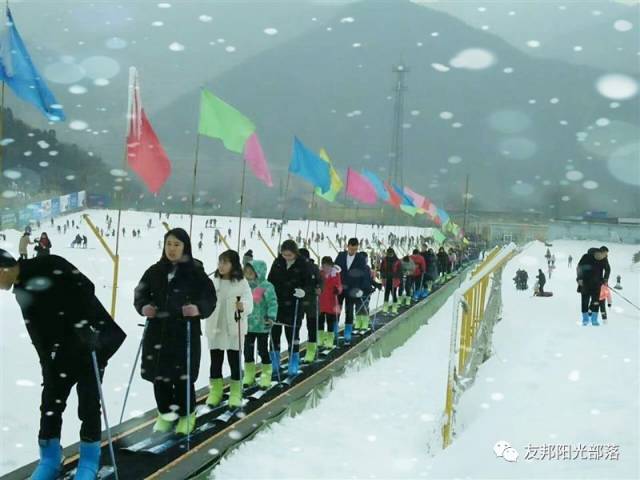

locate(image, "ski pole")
[[290, 298, 300, 372], [611, 288, 640, 311], [90, 350, 119, 480], [371, 288, 381, 331], [268, 322, 281, 383], [119, 321, 147, 424], [235, 296, 244, 405], [186, 319, 192, 450]]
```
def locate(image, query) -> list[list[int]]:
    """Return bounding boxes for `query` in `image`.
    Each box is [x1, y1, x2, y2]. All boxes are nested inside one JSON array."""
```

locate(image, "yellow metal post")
[[162, 221, 170, 232], [257, 231, 277, 259], [327, 237, 340, 254], [82, 214, 119, 319]]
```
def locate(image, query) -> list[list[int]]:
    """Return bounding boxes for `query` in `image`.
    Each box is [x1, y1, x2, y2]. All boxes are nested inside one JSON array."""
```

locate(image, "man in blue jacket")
[[334, 238, 370, 344]]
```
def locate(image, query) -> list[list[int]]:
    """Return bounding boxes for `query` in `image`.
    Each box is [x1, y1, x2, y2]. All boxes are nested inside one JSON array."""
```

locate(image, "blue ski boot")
[[582, 312, 590, 326], [270, 351, 281, 381], [591, 312, 600, 326], [344, 324, 353, 345], [31, 438, 62, 480], [288, 352, 300, 378], [74, 441, 100, 480]]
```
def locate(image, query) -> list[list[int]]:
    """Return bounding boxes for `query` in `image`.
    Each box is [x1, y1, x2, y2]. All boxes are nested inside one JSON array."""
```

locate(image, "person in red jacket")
[[318, 256, 342, 349], [410, 249, 427, 300], [379, 248, 401, 314]]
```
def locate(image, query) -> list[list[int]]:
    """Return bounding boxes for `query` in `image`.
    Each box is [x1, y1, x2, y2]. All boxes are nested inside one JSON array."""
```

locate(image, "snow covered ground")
[[0, 209, 427, 474], [210, 240, 639, 479]]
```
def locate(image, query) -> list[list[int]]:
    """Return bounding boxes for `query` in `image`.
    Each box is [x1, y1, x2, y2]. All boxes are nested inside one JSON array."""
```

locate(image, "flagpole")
[[277, 172, 291, 251], [305, 188, 315, 242], [236, 157, 247, 252], [188, 133, 201, 238], [354, 204, 359, 238]]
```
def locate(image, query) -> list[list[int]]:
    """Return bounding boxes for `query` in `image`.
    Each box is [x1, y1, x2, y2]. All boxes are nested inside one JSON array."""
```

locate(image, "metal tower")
[[388, 64, 409, 186]]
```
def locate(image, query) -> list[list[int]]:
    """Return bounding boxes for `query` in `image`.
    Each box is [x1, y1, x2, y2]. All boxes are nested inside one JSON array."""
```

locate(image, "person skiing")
[[333, 238, 370, 343], [437, 247, 449, 278], [82, 235, 88, 249], [205, 250, 254, 409], [568, 255, 573, 268], [242, 259, 277, 389], [410, 249, 427, 300], [599, 282, 613, 323], [536, 269, 546, 295], [134, 228, 217, 435], [379, 248, 401, 314], [267, 240, 313, 378], [318, 256, 342, 349], [18, 230, 33, 259], [399, 255, 416, 306], [0, 248, 126, 480], [576, 246, 610, 326], [242, 250, 254, 267], [34, 232, 52, 257], [298, 248, 322, 362]]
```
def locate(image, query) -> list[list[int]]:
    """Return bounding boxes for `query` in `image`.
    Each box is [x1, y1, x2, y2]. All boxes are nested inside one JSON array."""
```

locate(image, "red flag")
[[383, 181, 401, 208], [126, 68, 171, 193], [345, 168, 378, 205]]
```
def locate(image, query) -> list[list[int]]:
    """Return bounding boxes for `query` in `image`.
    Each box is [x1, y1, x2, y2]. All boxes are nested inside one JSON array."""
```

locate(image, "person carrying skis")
[[242, 259, 277, 388], [206, 250, 254, 409], [134, 228, 217, 436], [379, 248, 401, 314], [318, 256, 342, 349], [0, 248, 126, 480], [268, 240, 313, 378], [576, 246, 610, 326], [298, 248, 322, 362], [334, 238, 370, 344]]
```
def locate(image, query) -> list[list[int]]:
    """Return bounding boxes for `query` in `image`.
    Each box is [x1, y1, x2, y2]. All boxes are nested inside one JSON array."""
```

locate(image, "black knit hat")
[[0, 249, 17, 268], [244, 249, 254, 259]]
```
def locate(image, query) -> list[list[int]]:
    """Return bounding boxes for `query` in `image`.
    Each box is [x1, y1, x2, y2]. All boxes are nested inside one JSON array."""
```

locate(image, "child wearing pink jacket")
[[599, 283, 613, 322]]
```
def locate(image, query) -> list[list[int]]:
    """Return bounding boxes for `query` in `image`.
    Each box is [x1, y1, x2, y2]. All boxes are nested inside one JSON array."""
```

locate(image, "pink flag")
[[346, 168, 378, 205], [243, 132, 273, 187], [404, 186, 427, 212]]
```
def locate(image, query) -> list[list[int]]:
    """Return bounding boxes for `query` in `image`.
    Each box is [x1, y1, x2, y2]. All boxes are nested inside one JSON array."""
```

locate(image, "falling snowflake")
[[264, 28, 278, 35], [169, 42, 185, 52], [199, 14, 213, 22], [526, 40, 541, 48]]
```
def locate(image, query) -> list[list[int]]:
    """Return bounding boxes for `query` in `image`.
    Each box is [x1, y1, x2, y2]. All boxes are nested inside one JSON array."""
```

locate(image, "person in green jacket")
[[243, 260, 278, 388]]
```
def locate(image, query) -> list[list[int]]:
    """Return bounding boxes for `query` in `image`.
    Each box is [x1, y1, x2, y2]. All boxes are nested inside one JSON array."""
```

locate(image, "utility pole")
[[462, 174, 470, 233]]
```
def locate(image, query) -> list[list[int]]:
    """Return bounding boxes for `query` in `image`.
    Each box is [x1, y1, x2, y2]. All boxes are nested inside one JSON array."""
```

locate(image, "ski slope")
[[210, 240, 639, 479], [0, 209, 427, 475]]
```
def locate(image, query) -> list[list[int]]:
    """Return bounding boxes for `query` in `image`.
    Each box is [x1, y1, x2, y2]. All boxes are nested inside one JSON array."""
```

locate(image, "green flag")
[[433, 229, 446, 245], [198, 89, 256, 153]]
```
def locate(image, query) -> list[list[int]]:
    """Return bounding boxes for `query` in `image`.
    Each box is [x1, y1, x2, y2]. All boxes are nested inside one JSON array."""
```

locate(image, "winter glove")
[[182, 304, 200, 317], [142, 304, 157, 318], [293, 288, 306, 299], [352, 289, 363, 298], [235, 300, 244, 313], [333, 286, 341, 295]]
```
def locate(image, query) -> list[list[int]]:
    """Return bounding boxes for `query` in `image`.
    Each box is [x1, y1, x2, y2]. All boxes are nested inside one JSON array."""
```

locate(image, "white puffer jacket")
[[205, 277, 254, 350]]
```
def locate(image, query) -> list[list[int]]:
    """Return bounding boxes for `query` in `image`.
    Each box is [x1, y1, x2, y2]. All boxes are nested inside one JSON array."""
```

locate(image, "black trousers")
[[271, 308, 303, 354], [399, 277, 413, 297], [209, 349, 241, 381], [318, 313, 337, 332], [39, 361, 103, 442], [338, 294, 357, 326], [303, 298, 318, 343], [244, 333, 270, 364], [153, 379, 195, 417], [581, 286, 600, 313], [384, 278, 398, 303], [20, 253, 28, 260], [538, 282, 545, 294]]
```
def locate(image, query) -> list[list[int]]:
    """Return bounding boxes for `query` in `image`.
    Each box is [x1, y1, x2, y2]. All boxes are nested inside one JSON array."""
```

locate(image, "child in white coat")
[[205, 250, 254, 408]]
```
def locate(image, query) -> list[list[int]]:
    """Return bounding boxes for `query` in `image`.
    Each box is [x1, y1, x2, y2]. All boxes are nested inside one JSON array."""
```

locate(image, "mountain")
[[149, 0, 639, 218]]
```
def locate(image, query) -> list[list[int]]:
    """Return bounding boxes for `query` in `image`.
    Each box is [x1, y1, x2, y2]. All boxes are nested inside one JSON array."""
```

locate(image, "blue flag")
[[289, 137, 331, 193], [362, 169, 390, 202], [0, 9, 64, 121], [392, 183, 415, 207]]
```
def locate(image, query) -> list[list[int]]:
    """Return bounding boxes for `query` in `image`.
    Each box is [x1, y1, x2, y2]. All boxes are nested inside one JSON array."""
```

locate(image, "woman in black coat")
[[437, 247, 449, 277], [267, 239, 313, 377], [134, 228, 216, 436]]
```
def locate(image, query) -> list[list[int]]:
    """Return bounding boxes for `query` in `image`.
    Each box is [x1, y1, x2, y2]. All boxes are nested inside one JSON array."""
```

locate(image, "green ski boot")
[[228, 380, 243, 408], [206, 378, 224, 407], [243, 362, 256, 386], [259, 363, 273, 389]]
